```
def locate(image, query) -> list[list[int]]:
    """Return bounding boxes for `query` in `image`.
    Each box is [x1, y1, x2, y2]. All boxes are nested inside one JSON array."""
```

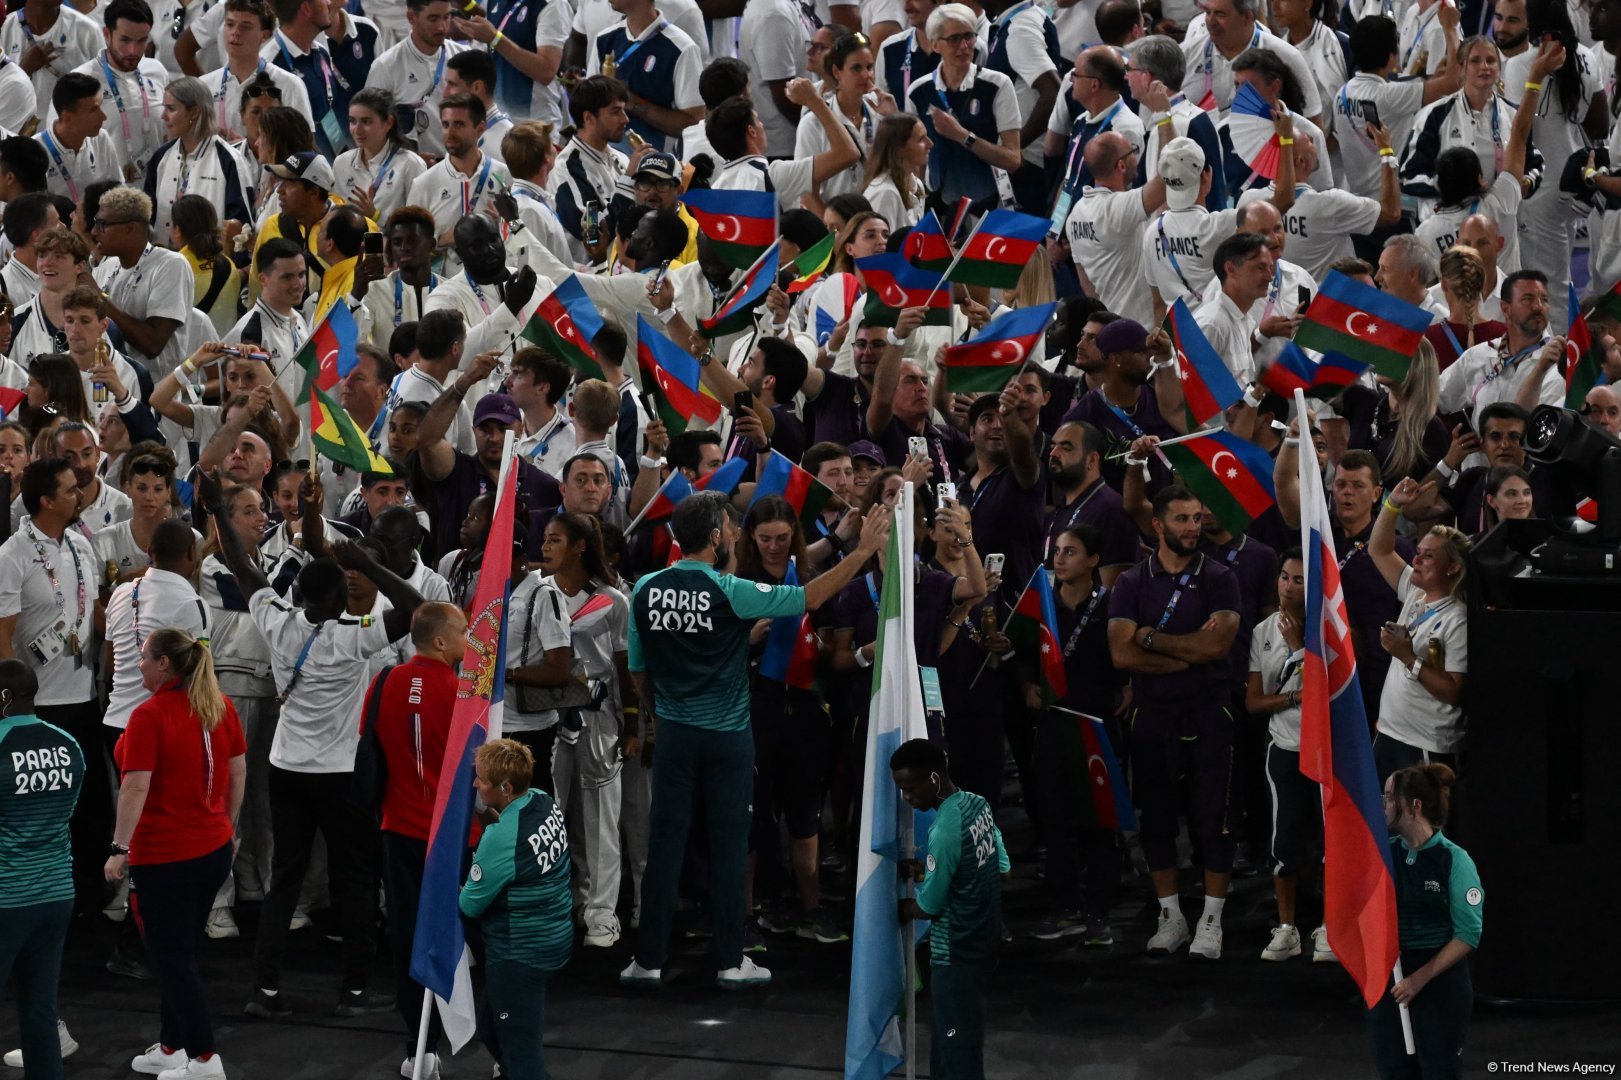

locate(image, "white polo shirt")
[[516, 411, 577, 479], [35, 126, 123, 204], [1336, 71, 1426, 198], [1413, 171, 1523, 273], [102, 568, 211, 730], [714, 154, 815, 213], [737, 0, 811, 156], [1438, 334, 1564, 422], [0, 50, 35, 133], [0, 6, 102, 124], [1141, 205, 1239, 310], [1237, 183, 1382, 281], [94, 244, 196, 381], [1247, 257, 1317, 370], [362, 37, 469, 159], [0, 259, 38, 308], [227, 299, 309, 403], [63, 52, 170, 178], [200, 59, 314, 143], [1180, 25, 1322, 118], [360, 269, 441, 350], [1065, 185, 1154, 327], [251, 584, 395, 772], [405, 151, 513, 250], [1193, 286, 1258, 387], [0, 524, 96, 707], [388, 362, 474, 455]]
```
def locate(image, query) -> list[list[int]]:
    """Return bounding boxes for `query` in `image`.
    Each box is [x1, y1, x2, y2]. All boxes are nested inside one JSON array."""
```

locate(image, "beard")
[[1162, 530, 1199, 557]]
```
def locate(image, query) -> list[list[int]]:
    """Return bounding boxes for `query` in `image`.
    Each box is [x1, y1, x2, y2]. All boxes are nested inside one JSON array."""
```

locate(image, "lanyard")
[[1440, 319, 1466, 359], [416, 45, 448, 108], [465, 272, 493, 315], [216, 59, 265, 129], [1272, 644, 1304, 693], [1337, 540, 1365, 571], [176, 138, 205, 196], [527, 413, 567, 461], [27, 524, 86, 634], [1473, 341, 1542, 405], [614, 17, 667, 71], [277, 34, 337, 108], [1154, 561, 1199, 630], [1046, 480, 1105, 559], [368, 143, 400, 197], [393, 271, 438, 326], [131, 575, 148, 648], [990, 0, 1032, 54], [277, 623, 324, 705], [462, 155, 494, 217], [1220, 535, 1247, 565], [1157, 214, 1203, 303], [101, 51, 151, 142], [1405, 598, 1452, 635], [1061, 584, 1106, 658], [39, 130, 79, 203], [901, 32, 918, 99], [1259, 261, 1283, 323], [1401, 5, 1438, 70], [1067, 100, 1122, 191]]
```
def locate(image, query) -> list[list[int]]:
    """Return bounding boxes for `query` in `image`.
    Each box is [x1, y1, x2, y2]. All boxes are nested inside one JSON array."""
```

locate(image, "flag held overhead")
[[1166, 297, 1244, 427], [635, 313, 724, 433], [942, 302, 1056, 394], [681, 187, 778, 270], [1293, 270, 1430, 381]]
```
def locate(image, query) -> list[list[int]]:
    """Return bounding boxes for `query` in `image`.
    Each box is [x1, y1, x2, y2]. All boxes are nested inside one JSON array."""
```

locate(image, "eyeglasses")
[[634, 177, 679, 192], [940, 30, 976, 45], [275, 458, 312, 472], [91, 218, 137, 231]]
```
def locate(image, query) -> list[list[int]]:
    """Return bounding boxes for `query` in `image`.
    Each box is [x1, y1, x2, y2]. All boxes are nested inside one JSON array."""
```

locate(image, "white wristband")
[[1243, 386, 1264, 408], [854, 645, 873, 668], [638, 454, 662, 469], [655, 306, 678, 324], [886, 327, 908, 347]]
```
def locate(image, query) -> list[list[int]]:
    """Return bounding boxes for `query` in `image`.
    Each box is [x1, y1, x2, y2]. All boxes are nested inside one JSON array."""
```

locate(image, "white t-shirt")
[[1335, 71, 1426, 198], [1375, 566, 1468, 754], [1413, 171, 1523, 272], [989, 4, 1058, 165], [61, 53, 170, 178], [199, 59, 314, 143], [738, 0, 813, 156], [0, 5, 102, 123], [250, 583, 394, 772], [362, 38, 470, 159], [1238, 183, 1382, 282], [35, 127, 123, 206], [1066, 186, 1154, 327], [713, 154, 816, 213], [1438, 334, 1564, 420], [333, 144, 429, 227], [94, 244, 196, 380], [1140, 205, 1239, 310], [102, 568, 211, 730], [796, 93, 883, 200], [406, 152, 514, 248], [1396, 0, 1449, 76], [1249, 610, 1304, 750], [504, 574, 573, 732]]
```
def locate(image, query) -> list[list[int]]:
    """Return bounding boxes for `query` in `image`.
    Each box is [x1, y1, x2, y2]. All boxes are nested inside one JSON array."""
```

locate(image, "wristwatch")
[[109, 842, 130, 856], [1141, 628, 1157, 652], [886, 327, 907, 347], [963, 133, 978, 150]]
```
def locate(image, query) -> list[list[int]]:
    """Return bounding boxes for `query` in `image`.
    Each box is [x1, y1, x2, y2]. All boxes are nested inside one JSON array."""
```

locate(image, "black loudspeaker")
[[1462, 524, 1621, 1001]]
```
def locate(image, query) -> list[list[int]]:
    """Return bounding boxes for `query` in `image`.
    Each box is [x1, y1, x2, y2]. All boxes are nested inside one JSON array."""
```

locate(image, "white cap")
[[1159, 136, 1207, 210]]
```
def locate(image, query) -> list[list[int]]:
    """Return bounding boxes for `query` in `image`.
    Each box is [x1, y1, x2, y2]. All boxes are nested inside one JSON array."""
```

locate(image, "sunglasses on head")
[[276, 459, 312, 472], [129, 457, 173, 478]]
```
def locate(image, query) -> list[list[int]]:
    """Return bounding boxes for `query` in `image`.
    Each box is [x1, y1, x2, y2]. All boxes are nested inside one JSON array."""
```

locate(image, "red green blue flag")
[[635, 313, 723, 433], [946, 209, 1047, 289], [941, 302, 1055, 393], [1566, 284, 1606, 409], [1293, 270, 1431, 381], [759, 558, 819, 689], [854, 254, 950, 327], [1005, 566, 1067, 704], [902, 210, 952, 272], [521, 274, 607, 382], [638, 455, 748, 525], [294, 302, 389, 473], [682, 187, 777, 270], [1259, 342, 1369, 400], [1160, 429, 1276, 534], [1167, 296, 1243, 427], [701, 242, 780, 339], [749, 449, 836, 533]]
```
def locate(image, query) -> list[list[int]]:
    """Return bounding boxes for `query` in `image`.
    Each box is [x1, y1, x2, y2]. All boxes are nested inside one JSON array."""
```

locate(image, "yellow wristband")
[[492, 29, 505, 45], [1277, 137, 1294, 146], [1156, 115, 1174, 126], [1378, 148, 1396, 157], [1524, 81, 1543, 92]]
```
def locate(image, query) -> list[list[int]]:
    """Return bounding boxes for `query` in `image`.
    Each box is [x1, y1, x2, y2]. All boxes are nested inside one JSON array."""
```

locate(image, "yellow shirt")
[[183, 245, 244, 337]]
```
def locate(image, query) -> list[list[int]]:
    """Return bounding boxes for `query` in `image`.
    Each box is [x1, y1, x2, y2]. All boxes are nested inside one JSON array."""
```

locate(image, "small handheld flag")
[[1004, 567, 1067, 704], [681, 187, 777, 270], [701, 242, 780, 339], [901, 210, 953, 272], [521, 275, 607, 381], [1566, 284, 1606, 408], [759, 558, 820, 689], [946, 209, 1048, 289], [786, 231, 836, 294], [1166, 297, 1244, 427], [632, 455, 749, 529], [941, 302, 1056, 394], [1159, 429, 1277, 535], [1293, 270, 1431, 381], [635, 313, 724, 433], [294, 303, 390, 474], [1259, 342, 1369, 400], [750, 449, 838, 533], [854, 254, 951, 327]]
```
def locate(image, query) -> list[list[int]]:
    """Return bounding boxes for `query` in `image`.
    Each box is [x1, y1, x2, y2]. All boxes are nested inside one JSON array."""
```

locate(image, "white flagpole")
[[410, 996, 433, 1080], [919, 213, 988, 310], [1393, 959, 1417, 1055], [899, 482, 918, 1080]]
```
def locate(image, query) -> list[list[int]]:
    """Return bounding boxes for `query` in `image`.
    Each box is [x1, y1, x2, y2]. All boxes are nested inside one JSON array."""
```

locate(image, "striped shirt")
[[0, 714, 83, 908]]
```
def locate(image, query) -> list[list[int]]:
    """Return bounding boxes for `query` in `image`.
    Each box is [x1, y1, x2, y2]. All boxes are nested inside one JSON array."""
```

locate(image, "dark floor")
[[18, 832, 1620, 1080]]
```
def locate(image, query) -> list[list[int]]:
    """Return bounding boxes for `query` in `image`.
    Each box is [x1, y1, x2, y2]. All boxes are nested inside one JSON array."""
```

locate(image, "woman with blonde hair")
[[1337, 337, 1450, 484], [145, 76, 255, 243], [862, 112, 931, 230], [105, 627, 247, 1080], [1426, 244, 1506, 369]]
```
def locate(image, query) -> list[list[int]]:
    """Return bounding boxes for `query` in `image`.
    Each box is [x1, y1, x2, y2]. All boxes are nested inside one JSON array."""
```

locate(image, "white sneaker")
[[619, 959, 662, 987], [157, 1057, 225, 1080], [205, 908, 240, 940], [2, 1019, 78, 1066], [1312, 925, 1338, 963], [1145, 909, 1190, 954], [715, 955, 771, 990], [400, 1052, 442, 1079], [584, 916, 621, 948], [1188, 916, 1223, 959], [1260, 924, 1302, 962], [132, 1043, 188, 1075], [288, 908, 312, 931]]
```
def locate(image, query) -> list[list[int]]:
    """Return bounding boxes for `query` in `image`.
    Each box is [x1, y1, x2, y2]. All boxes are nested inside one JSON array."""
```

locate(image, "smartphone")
[[908, 435, 928, 459], [1383, 621, 1406, 635], [732, 390, 754, 418], [985, 553, 1006, 576], [938, 481, 957, 504], [363, 232, 384, 256], [1543, 31, 1558, 43], [1297, 285, 1312, 310], [1363, 101, 1381, 128], [583, 200, 603, 245]]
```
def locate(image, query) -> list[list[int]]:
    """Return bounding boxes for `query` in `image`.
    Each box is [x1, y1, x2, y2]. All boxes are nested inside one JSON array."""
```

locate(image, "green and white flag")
[[846, 483, 931, 1080]]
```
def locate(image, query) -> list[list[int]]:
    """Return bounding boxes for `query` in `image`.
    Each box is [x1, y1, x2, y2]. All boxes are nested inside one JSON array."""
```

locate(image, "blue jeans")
[[481, 961, 552, 1080], [0, 899, 73, 1080], [633, 722, 754, 972]]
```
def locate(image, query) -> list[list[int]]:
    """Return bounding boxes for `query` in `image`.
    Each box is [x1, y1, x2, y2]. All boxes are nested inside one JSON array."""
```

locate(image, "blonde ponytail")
[[147, 628, 227, 732]]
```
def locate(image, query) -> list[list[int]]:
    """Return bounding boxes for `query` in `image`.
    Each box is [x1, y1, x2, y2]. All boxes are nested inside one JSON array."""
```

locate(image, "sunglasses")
[[129, 457, 173, 477], [275, 459, 312, 472]]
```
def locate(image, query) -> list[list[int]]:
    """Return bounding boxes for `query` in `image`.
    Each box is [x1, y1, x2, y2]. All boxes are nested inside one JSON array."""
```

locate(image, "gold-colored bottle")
[[627, 129, 647, 149], [601, 52, 618, 80]]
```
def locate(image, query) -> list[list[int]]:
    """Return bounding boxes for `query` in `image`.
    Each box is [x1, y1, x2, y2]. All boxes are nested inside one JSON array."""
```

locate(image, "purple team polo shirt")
[[962, 465, 1046, 605], [1044, 478, 1143, 568], [1200, 534, 1279, 697], [1108, 551, 1242, 710], [805, 371, 871, 448], [1062, 386, 1178, 493], [876, 416, 971, 486], [1333, 520, 1411, 728]]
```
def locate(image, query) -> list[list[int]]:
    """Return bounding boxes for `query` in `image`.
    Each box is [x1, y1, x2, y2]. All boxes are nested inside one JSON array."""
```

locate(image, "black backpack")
[[353, 664, 395, 812]]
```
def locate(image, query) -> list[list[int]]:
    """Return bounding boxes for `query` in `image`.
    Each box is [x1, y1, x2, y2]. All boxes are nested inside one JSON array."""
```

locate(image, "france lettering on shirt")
[[1157, 233, 1202, 258], [643, 586, 714, 632], [1072, 219, 1098, 241]]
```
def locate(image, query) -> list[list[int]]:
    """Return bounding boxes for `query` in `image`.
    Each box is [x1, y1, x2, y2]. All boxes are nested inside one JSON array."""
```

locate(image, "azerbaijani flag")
[[410, 430, 517, 1050], [786, 231, 836, 294], [759, 557, 819, 689], [846, 482, 931, 1080], [1294, 270, 1431, 381], [1004, 566, 1067, 704], [636, 455, 748, 525], [1161, 429, 1277, 535], [1566, 284, 1607, 408], [700, 242, 780, 339], [941, 302, 1056, 393], [636, 313, 723, 433], [1590, 276, 1621, 323], [902, 210, 953, 272], [750, 449, 836, 533], [682, 187, 778, 270], [854, 253, 951, 328], [1259, 342, 1369, 400], [947, 209, 1048, 289], [1294, 388, 1399, 1011], [1052, 707, 1137, 832], [294, 302, 390, 473], [1167, 297, 1243, 427], [521, 275, 606, 381]]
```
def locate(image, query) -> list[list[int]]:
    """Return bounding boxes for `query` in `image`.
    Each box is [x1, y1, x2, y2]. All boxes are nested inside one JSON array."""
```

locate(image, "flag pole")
[[623, 475, 674, 535], [1393, 959, 1417, 1055], [410, 995, 433, 1080], [899, 484, 919, 1080], [1102, 427, 1218, 459], [919, 213, 988, 311]]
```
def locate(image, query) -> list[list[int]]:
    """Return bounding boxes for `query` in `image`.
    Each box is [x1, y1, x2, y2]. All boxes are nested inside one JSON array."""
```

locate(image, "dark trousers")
[[1034, 712, 1118, 917], [930, 962, 990, 1080], [130, 843, 233, 1057], [37, 701, 113, 910], [634, 722, 753, 972], [254, 766, 379, 992], [1232, 701, 1272, 854], [1366, 949, 1472, 1080], [1373, 734, 1458, 785], [0, 899, 72, 1080], [507, 728, 557, 795], [1130, 706, 1235, 874], [480, 961, 553, 1080], [380, 831, 443, 1056], [1265, 742, 1322, 879]]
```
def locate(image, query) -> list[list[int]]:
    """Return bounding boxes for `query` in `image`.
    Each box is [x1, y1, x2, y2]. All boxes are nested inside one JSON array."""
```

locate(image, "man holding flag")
[[1107, 485, 1241, 958], [621, 491, 892, 990]]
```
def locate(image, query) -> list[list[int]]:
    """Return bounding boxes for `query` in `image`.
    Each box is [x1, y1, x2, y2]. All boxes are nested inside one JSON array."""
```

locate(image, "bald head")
[[1587, 385, 1621, 436], [1458, 214, 1504, 268], [1083, 132, 1133, 189]]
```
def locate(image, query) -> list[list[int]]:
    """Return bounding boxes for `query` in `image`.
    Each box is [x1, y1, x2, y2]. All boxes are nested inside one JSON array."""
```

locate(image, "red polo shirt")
[[371, 655, 459, 841], [116, 683, 246, 866]]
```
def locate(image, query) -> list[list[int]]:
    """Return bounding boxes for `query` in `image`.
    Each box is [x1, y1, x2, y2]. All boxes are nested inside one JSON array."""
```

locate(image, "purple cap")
[[1096, 318, 1149, 355], [473, 393, 521, 427], [848, 440, 884, 465]]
